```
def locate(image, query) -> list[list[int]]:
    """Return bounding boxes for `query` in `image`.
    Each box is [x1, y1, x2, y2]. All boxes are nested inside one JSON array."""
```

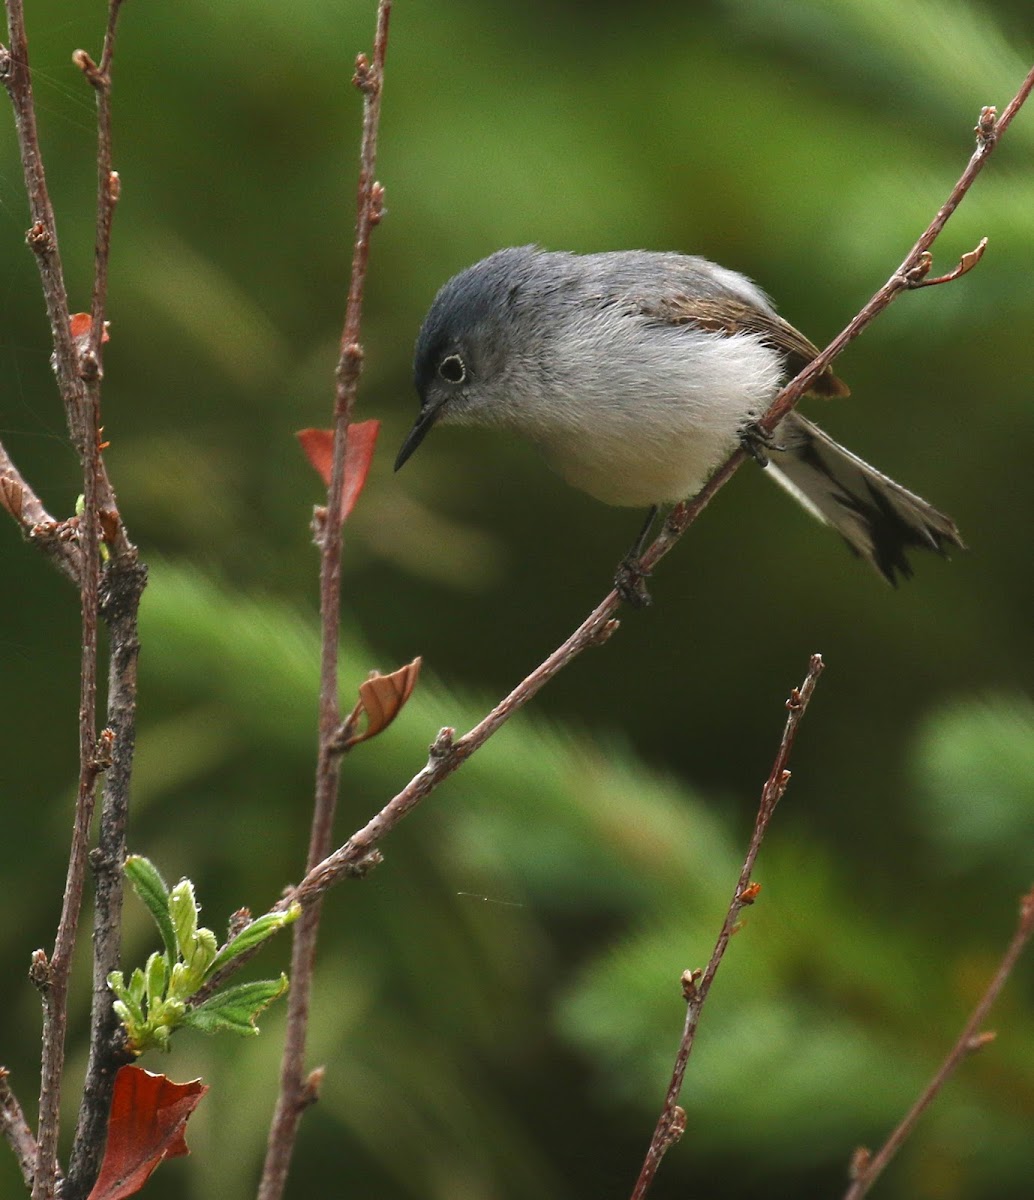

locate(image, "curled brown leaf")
[[339, 656, 422, 749]]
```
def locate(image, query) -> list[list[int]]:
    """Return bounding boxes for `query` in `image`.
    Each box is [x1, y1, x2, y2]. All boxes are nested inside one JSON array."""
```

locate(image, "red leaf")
[[87, 1066, 208, 1200], [297, 420, 380, 524]]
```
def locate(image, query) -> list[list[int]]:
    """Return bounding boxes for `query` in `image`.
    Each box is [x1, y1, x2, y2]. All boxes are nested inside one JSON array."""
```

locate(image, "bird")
[[395, 245, 963, 590]]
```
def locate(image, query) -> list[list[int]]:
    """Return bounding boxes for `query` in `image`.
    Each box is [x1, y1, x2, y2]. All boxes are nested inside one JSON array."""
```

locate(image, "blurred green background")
[[2, 1, 1034, 1197]]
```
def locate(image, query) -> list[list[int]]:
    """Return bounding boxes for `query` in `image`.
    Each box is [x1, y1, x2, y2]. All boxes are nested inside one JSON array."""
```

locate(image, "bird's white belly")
[[533, 331, 784, 506], [537, 419, 741, 506]]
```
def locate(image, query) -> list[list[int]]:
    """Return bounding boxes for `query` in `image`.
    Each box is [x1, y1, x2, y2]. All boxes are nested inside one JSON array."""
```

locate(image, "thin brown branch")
[[292, 72, 1034, 906], [34, 401, 103, 1198], [907, 237, 988, 289], [1, 0, 130, 554], [39, 250, 114, 1200], [2, 3, 135, 1197], [642, 68, 1034, 574], [78, 0, 125, 354], [285, 601, 621, 906], [842, 887, 1034, 1200], [257, 5, 392, 1200], [0, 1068, 46, 1192], [34, 550, 102, 1200], [0, 0, 83, 445], [65, 562, 147, 1200], [195, 64, 1034, 997], [58, 10, 142, 1200], [629, 653, 825, 1200], [0, 440, 82, 583], [23, 0, 126, 1186]]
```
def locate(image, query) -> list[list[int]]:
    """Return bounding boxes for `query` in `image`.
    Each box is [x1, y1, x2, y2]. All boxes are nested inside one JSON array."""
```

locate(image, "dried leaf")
[[86, 1066, 207, 1200], [69, 312, 111, 344], [297, 419, 380, 523], [348, 656, 422, 746], [99, 508, 120, 543]]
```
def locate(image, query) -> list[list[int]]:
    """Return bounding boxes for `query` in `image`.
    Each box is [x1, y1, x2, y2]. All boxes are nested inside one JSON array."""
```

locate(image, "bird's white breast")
[[526, 322, 785, 506]]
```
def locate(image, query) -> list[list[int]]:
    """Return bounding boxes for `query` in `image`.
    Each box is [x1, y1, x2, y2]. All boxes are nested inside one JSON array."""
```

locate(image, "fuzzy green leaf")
[[181, 975, 289, 1038], [110, 982, 144, 1028], [124, 856, 178, 965], [186, 926, 218, 982], [168, 879, 200, 959], [145, 952, 168, 1009], [207, 904, 301, 978], [128, 967, 147, 1007]]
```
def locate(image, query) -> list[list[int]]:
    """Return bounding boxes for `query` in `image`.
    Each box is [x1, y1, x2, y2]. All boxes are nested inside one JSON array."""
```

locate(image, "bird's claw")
[[614, 556, 653, 608], [739, 420, 782, 468]]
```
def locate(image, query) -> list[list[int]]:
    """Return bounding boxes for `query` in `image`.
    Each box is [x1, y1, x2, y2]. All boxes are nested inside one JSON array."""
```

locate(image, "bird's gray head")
[[395, 246, 551, 471]]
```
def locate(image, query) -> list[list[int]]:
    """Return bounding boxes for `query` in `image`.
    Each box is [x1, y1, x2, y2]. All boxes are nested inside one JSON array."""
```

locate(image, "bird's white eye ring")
[[438, 354, 466, 384]]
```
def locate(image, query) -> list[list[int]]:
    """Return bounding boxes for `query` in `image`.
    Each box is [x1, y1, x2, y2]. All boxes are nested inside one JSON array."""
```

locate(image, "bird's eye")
[[438, 354, 466, 384]]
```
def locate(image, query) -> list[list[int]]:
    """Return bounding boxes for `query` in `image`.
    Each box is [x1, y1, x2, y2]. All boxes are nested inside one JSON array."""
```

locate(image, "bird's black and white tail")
[[766, 412, 963, 585]]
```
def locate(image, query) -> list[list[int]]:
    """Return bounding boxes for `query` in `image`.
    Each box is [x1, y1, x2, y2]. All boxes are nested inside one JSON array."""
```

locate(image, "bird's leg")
[[738, 419, 783, 468], [614, 504, 659, 608]]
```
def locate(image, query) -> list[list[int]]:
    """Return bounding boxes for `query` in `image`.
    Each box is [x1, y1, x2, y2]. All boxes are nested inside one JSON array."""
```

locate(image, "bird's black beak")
[[394, 398, 446, 471]]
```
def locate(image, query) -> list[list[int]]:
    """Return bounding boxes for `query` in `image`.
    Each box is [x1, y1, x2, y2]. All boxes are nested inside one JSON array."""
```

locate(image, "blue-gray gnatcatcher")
[[395, 246, 963, 586]]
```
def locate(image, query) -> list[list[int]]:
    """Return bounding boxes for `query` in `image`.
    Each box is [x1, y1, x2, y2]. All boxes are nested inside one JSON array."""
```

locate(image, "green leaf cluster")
[[108, 855, 298, 1054]]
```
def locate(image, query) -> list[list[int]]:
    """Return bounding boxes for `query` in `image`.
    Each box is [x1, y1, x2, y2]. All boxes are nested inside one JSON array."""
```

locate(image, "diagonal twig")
[[629, 653, 825, 1199], [290, 69, 1034, 909], [194, 64, 1034, 1003], [642, 75, 1034, 576], [0, 1068, 50, 1192], [842, 886, 1034, 1200], [0, 440, 83, 583]]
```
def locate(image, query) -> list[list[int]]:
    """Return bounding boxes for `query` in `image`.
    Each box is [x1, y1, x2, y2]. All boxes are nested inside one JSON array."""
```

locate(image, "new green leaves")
[[182, 979, 290, 1037], [110, 855, 299, 1054]]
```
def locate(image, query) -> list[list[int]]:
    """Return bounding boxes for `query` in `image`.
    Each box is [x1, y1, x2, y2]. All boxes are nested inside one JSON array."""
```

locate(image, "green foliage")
[[110, 856, 299, 1054], [916, 695, 1034, 873]]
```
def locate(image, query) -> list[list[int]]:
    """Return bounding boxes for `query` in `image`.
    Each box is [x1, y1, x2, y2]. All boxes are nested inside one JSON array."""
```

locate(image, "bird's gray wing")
[[638, 293, 850, 399]]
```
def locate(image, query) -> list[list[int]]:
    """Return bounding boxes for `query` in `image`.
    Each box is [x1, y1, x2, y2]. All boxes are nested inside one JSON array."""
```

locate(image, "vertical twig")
[[65, 566, 146, 1200], [59, 9, 144, 1199], [842, 887, 1034, 1200], [26, 4, 103, 1188], [1, 3, 134, 1197], [629, 654, 825, 1200], [0, 0, 83, 441], [1, 0, 132, 556], [31, 453, 100, 1200], [257, 5, 392, 1199]]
